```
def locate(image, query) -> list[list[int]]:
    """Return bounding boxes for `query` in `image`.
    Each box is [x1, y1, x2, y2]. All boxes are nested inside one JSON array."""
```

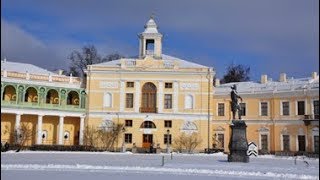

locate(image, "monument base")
[[228, 120, 249, 163]]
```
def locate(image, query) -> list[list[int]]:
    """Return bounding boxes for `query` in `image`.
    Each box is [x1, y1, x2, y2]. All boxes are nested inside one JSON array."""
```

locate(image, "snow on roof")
[[90, 54, 208, 69], [215, 76, 319, 94], [143, 18, 159, 34], [1, 60, 56, 75]]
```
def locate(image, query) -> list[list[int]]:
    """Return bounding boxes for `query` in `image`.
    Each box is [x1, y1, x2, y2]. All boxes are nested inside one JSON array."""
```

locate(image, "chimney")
[[312, 72, 318, 79], [261, 75, 268, 84], [279, 73, 287, 82], [215, 78, 220, 87]]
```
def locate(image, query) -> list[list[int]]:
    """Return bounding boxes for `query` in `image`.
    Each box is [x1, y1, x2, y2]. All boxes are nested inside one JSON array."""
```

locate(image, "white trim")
[[1, 107, 85, 117], [134, 81, 140, 113], [119, 81, 125, 112], [158, 81, 163, 113], [173, 81, 179, 113], [103, 92, 113, 108], [58, 116, 64, 145], [36, 115, 43, 144], [216, 102, 225, 117], [184, 94, 194, 110], [259, 132, 270, 152], [259, 101, 269, 116]]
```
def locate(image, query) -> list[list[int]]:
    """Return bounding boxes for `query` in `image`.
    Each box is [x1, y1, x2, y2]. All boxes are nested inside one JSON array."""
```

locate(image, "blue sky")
[[1, 0, 319, 81]]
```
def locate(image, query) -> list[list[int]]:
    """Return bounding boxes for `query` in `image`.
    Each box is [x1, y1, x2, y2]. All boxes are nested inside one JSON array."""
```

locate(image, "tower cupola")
[[139, 16, 163, 59]]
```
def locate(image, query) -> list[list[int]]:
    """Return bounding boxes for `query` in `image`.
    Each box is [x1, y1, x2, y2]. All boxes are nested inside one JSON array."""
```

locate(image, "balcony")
[[1, 100, 85, 112], [303, 114, 319, 126], [140, 107, 157, 113]]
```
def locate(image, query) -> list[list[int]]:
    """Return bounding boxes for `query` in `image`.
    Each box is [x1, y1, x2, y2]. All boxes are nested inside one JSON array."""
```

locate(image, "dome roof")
[[143, 17, 159, 33]]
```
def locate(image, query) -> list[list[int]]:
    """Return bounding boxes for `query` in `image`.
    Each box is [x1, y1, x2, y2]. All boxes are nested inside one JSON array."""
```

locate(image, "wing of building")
[[213, 73, 319, 154], [1, 59, 86, 146]]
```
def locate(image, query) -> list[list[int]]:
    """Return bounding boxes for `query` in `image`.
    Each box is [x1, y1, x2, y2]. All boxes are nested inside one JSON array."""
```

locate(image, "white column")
[[15, 113, 22, 142], [79, 116, 85, 145], [58, 116, 64, 145], [37, 115, 43, 144], [119, 80, 125, 112], [134, 81, 140, 112], [158, 81, 163, 113], [173, 81, 179, 113]]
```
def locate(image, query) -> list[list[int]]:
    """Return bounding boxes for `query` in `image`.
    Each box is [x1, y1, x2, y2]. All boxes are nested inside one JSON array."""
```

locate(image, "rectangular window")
[[297, 101, 305, 115], [282, 101, 290, 116], [164, 94, 172, 109], [314, 136, 319, 153], [261, 135, 268, 151], [261, 102, 268, 116], [218, 134, 224, 148], [298, 135, 306, 152], [126, 93, 134, 108], [165, 83, 172, 88], [125, 133, 132, 143], [240, 103, 246, 116], [164, 134, 172, 144], [126, 82, 134, 88], [164, 120, 172, 128], [125, 120, 133, 127], [314, 100, 319, 115], [218, 103, 225, 116], [283, 135, 290, 151]]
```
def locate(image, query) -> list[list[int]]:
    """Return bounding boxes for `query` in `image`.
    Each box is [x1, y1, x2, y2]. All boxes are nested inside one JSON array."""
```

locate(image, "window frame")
[[125, 120, 133, 127], [164, 120, 172, 128], [218, 103, 225, 116], [126, 93, 134, 108], [164, 94, 173, 109], [165, 83, 173, 89], [126, 82, 134, 88], [124, 133, 132, 143]]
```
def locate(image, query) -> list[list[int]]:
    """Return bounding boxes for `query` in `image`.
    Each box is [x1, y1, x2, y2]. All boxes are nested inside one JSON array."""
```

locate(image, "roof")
[[90, 54, 209, 69], [215, 76, 319, 94], [143, 18, 159, 34], [1, 60, 56, 75]]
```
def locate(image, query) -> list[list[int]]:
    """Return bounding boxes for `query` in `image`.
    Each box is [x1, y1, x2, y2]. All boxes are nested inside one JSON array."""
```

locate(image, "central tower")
[[138, 16, 163, 59]]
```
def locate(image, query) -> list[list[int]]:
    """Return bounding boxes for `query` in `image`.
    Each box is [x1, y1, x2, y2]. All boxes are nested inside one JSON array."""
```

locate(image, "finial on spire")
[[150, 12, 155, 19]]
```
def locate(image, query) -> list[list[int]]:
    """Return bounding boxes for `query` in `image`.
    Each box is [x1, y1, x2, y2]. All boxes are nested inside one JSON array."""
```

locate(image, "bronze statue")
[[231, 84, 243, 120]]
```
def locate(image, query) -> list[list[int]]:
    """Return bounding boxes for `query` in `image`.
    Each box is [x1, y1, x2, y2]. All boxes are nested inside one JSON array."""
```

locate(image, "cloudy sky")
[[1, 0, 319, 81]]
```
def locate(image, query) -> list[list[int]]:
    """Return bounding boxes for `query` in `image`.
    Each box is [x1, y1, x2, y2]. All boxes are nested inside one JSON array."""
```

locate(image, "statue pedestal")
[[228, 120, 249, 163]]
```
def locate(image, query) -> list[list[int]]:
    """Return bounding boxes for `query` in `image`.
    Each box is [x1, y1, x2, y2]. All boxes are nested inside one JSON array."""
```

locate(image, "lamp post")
[[166, 129, 170, 153]]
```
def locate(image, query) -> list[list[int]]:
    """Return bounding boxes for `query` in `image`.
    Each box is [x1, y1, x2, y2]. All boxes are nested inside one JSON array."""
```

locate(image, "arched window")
[[24, 87, 38, 103], [3, 85, 16, 101], [140, 121, 156, 128], [185, 95, 193, 109], [67, 91, 79, 105], [141, 82, 157, 113], [104, 93, 112, 107], [46, 89, 59, 104]]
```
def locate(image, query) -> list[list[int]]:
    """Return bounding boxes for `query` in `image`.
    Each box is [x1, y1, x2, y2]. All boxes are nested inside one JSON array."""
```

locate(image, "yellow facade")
[[1, 17, 318, 155]]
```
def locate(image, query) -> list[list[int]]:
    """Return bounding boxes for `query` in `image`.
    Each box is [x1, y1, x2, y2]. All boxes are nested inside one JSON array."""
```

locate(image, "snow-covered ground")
[[1, 151, 319, 180]]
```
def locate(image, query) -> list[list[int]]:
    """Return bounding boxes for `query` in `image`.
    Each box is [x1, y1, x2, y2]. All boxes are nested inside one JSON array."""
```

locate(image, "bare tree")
[[96, 123, 124, 151], [173, 132, 202, 153], [221, 63, 250, 83], [3, 123, 34, 150], [82, 125, 98, 147], [67, 45, 124, 77]]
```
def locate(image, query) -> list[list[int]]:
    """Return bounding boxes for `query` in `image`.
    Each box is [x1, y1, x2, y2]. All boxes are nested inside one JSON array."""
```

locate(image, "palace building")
[[1, 17, 319, 154]]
